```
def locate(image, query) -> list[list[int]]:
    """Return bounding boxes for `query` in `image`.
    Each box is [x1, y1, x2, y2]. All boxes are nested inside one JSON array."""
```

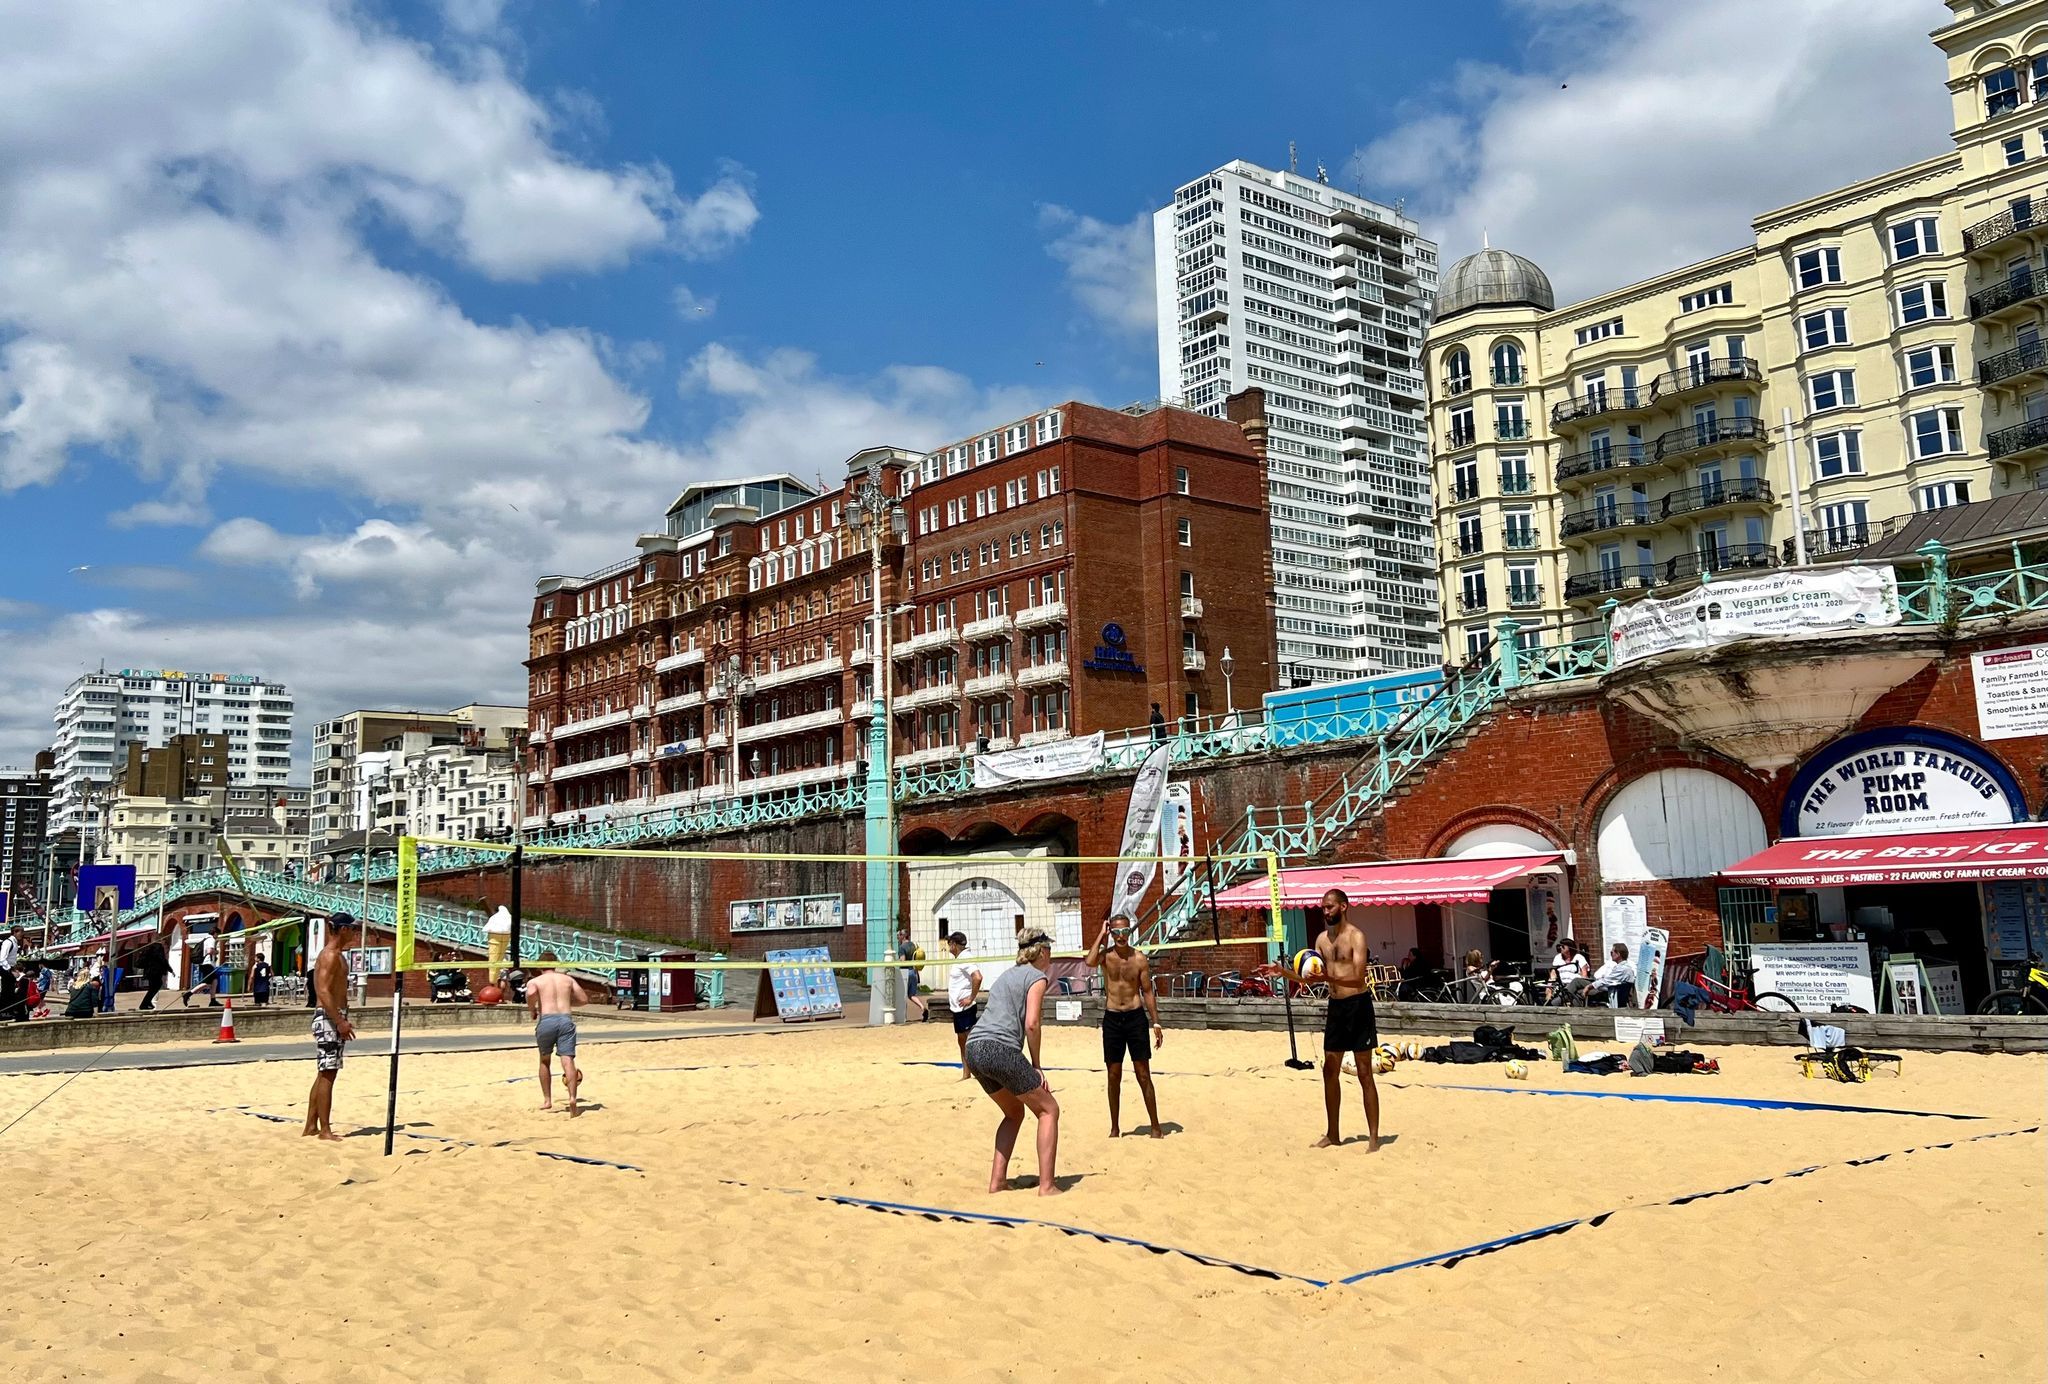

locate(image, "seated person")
[[1548, 938, 1591, 1004], [1588, 943, 1636, 1007], [65, 975, 102, 1020], [1396, 946, 1427, 999], [1461, 948, 1491, 1002]]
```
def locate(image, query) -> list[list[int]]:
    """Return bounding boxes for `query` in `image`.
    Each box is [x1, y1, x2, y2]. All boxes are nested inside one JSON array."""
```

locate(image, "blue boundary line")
[[1392, 1083, 1985, 1120], [723, 1180, 1327, 1287], [1327, 1124, 2041, 1285]]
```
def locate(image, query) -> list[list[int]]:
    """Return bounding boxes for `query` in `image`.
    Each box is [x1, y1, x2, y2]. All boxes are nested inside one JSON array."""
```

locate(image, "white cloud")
[[672, 284, 719, 321], [201, 516, 477, 597], [1353, 0, 1950, 302], [1038, 205, 1156, 336]]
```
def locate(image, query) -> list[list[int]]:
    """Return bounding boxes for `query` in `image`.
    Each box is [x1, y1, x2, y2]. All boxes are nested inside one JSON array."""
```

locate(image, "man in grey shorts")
[[525, 953, 587, 1116]]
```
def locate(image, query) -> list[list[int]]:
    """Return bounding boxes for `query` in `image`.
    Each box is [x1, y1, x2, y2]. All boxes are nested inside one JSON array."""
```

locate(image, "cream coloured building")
[[1427, 0, 2048, 660]]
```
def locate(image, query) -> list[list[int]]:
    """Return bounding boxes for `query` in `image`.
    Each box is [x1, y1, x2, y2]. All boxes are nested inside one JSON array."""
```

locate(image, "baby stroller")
[[428, 968, 474, 1004]]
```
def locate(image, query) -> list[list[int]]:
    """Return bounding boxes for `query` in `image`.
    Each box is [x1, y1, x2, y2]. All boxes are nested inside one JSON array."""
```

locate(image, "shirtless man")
[[1313, 889, 1381, 1152], [1087, 919, 1165, 1138], [302, 912, 359, 1141], [527, 953, 589, 1116]]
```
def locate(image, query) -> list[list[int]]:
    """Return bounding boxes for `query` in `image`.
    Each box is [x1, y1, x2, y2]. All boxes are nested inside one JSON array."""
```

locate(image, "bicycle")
[[1976, 955, 2048, 1015], [1670, 954, 1799, 1015]]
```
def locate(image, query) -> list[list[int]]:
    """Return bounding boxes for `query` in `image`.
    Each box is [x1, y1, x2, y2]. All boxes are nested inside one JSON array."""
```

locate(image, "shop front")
[[1721, 727, 2038, 1012]]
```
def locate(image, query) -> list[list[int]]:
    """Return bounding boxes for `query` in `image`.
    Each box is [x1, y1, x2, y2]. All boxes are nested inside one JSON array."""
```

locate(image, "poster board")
[[1750, 942, 1876, 1013], [1882, 955, 1935, 1016], [1923, 962, 1964, 1015], [752, 947, 844, 1023], [1971, 644, 2048, 741], [1636, 927, 1671, 1010], [1600, 895, 1648, 968]]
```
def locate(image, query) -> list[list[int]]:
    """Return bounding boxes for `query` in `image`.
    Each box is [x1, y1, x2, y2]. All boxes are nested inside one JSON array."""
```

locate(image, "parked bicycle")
[[1670, 951, 1798, 1014], [1977, 955, 2048, 1015]]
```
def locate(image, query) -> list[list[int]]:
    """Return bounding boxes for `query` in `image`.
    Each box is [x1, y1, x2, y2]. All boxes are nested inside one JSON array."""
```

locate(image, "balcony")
[[1550, 386, 1648, 428], [1446, 426, 1478, 451], [630, 700, 653, 720], [1556, 440, 1653, 483], [849, 643, 874, 667], [1660, 476, 1773, 520], [1444, 375, 1472, 396], [965, 671, 1016, 699], [736, 706, 845, 742], [550, 752, 632, 782], [1969, 263, 2048, 319], [1989, 414, 2048, 462], [1017, 659, 1070, 686], [654, 689, 704, 715], [895, 626, 959, 658], [1015, 600, 1068, 629], [751, 654, 843, 692], [1654, 415, 1767, 461], [654, 645, 707, 675], [1556, 499, 1654, 536], [962, 614, 1015, 642], [1182, 649, 1208, 673], [1018, 728, 1071, 748], [1980, 338, 2048, 388], [1495, 418, 1531, 441], [896, 744, 963, 768], [1491, 367, 1525, 387], [550, 708, 632, 741], [1564, 568, 1659, 601], [849, 698, 875, 719], [896, 683, 957, 711], [1503, 529, 1539, 550], [1458, 591, 1488, 615], [1498, 470, 1534, 495], [1965, 201, 2041, 254], [1180, 595, 1205, 620], [1451, 479, 1480, 502], [1663, 543, 1777, 584], [1506, 586, 1543, 610], [1647, 357, 1762, 403]]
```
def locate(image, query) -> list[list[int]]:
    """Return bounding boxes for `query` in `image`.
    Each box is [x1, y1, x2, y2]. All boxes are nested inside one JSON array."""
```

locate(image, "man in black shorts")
[[1313, 888, 1381, 1152], [1087, 920, 1165, 1138], [943, 929, 983, 1080]]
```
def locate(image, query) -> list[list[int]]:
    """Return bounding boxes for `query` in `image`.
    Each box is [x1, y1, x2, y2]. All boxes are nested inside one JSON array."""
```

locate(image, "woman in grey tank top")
[[962, 930, 1063, 1196]]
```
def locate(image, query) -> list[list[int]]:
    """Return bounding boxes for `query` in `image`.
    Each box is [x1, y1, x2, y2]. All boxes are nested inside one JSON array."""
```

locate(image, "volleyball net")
[[390, 836, 1284, 984]]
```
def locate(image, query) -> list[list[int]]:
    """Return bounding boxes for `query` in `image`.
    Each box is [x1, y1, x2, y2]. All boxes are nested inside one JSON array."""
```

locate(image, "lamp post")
[[720, 654, 757, 798], [1220, 646, 1236, 721], [847, 465, 906, 1024]]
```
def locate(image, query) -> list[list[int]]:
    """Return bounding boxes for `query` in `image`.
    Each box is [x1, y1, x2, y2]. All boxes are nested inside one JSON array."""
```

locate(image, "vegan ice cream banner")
[[1609, 565, 1900, 668]]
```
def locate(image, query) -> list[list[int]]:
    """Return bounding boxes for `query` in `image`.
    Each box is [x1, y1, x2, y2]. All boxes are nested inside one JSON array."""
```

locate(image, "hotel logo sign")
[[1082, 622, 1144, 675]]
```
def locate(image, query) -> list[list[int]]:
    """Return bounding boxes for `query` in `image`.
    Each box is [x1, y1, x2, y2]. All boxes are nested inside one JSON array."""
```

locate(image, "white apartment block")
[[311, 704, 525, 849], [384, 739, 523, 844], [101, 787, 310, 896], [1155, 159, 1442, 684], [49, 668, 293, 836]]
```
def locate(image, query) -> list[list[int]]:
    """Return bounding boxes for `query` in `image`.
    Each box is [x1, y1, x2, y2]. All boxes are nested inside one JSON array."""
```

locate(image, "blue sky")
[[0, 0, 1948, 766]]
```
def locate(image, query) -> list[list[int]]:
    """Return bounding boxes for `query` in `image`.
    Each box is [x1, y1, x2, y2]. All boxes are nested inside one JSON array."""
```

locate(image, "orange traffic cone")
[[213, 998, 238, 1044]]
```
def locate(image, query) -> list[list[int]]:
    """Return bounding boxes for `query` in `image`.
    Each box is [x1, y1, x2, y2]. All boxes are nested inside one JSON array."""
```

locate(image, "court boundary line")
[[1386, 1082, 1986, 1121]]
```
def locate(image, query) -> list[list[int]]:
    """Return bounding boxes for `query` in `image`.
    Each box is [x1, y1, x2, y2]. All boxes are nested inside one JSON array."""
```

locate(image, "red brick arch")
[[1419, 806, 1567, 860]]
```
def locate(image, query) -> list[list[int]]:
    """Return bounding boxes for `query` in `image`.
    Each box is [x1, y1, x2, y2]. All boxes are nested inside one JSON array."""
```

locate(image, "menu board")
[[761, 947, 843, 1022]]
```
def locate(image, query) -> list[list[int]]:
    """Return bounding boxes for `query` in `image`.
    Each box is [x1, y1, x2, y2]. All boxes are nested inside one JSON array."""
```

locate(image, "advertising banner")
[[1749, 942, 1876, 1012], [1600, 894, 1648, 969], [1972, 643, 2048, 741], [1609, 565, 1900, 668], [1636, 926, 1671, 1009], [1107, 745, 1171, 921], [730, 894, 843, 933], [972, 732, 1105, 789], [1160, 782, 1195, 889]]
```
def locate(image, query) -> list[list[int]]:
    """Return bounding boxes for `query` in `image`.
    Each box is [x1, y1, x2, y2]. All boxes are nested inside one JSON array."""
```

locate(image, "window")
[[1811, 431, 1863, 479], [2007, 135, 2028, 166], [1034, 410, 1062, 444], [1807, 370, 1857, 412], [1453, 458, 1480, 502], [1459, 566, 1487, 613], [1491, 340, 1523, 384], [1793, 246, 1842, 289], [1902, 343, 1957, 388], [1574, 317, 1624, 345], [1987, 66, 2020, 117], [1502, 508, 1536, 550], [1917, 479, 1972, 511], [1176, 518, 1192, 546], [1679, 283, 1733, 313], [1456, 510, 1483, 556], [1174, 466, 1190, 495], [974, 435, 998, 466], [1442, 347, 1472, 394], [1909, 407, 1965, 459], [1817, 499, 1869, 550], [1449, 404, 1475, 447], [1889, 216, 1940, 262], [1495, 397, 1527, 438], [1895, 280, 1950, 325], [1799, 308, 1850, 350], [1004, 423, 1030, 452], [1463, 627, 1492, 661]]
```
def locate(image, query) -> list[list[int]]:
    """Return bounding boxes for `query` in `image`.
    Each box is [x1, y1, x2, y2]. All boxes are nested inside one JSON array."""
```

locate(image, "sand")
[[1, 1018, 2042, 1382]]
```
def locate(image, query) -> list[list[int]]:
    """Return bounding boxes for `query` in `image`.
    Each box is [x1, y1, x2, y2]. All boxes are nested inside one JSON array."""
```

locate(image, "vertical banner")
[[1636, 926, 1670, 1009], [1159, 783, 1195, 889], [394, 836, 417, 972], [1600, 895, 1648, 967], [1108, 745, 1172, 922], [1526, 879, 1564, 961]]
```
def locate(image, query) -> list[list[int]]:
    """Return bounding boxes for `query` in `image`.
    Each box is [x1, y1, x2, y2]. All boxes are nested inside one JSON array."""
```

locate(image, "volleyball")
[[1376, 1043, 1399, 1066], [1373, 1051, 1396, 1074], [1504, 1059, 1529, 1080], [1400, 1040, 1422, 1060], [1290, 948, 1325, 981], [475, 984, 504, 1007]]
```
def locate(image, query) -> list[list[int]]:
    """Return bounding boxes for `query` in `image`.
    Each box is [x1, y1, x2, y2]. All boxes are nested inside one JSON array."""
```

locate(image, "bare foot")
[[987, 1180, 1006, 1194], [1365, 1136, 1382, 1153], [1109, 1127, 1120, 1139], [1148, 1126, 1164, 1140], [300, 1128, 316, 1138], [538, 1102, 553, 1111], [1038, 1184, 1064, 1197], [1313, 1134, 1340, 1149], [317, 1131, 344, 1143], [569, 1104, 580, 1119]]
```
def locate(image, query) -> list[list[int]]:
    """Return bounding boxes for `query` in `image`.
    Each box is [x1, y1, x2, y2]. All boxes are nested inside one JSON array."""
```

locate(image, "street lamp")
[[1220, 646, 1236, 718], [845, 464, 907, 1024]]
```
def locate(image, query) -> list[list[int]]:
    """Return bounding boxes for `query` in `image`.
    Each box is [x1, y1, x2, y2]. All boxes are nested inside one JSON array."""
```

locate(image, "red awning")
[[1721, 824, 2048, 888], [1214, 852, 1566, 911]]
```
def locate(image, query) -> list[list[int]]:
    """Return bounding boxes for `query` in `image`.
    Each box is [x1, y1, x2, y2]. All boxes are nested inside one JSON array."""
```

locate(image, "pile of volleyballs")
[[1370, 1040, 1422, 1073]]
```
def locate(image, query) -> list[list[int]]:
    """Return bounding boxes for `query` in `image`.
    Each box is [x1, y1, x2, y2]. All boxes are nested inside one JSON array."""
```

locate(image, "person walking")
[[1148, 703, 1167, 743], [526, 953, 588, 1116], [250, 954, 273, 1008], [961, 929, 1062, 1196], [943, 929, 983, 1080], [0, 925, 23, 973], [181, 930, 220, 1007], [136, 934, 171, 1011], [896, 925, 928, 1023]]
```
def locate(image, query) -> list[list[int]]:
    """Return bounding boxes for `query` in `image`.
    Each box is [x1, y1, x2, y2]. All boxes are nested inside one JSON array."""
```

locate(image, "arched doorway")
[[1440, 823, 1569, 970]]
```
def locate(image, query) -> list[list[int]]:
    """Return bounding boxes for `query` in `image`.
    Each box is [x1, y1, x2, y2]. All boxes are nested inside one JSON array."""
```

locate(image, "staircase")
[[104, 867, 648, 968], [1136, 633, 1610, 947]]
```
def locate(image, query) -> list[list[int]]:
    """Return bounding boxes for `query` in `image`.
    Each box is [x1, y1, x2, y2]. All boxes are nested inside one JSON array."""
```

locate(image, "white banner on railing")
[[1609, 565, 1900, 668], [971, 732, 1106, 788]]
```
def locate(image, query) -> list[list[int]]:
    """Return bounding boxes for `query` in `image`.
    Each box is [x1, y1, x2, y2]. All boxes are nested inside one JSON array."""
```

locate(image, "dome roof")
[[1436, 247, 1555, 320]]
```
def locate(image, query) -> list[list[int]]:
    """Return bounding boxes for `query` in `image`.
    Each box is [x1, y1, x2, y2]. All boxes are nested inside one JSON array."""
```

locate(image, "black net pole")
[[382, 975, 404, 1155], [509, 842, 524, 972]]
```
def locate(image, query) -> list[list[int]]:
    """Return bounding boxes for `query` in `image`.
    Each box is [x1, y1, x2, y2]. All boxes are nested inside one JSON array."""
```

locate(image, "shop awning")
[[1721, 824, 2048, 888], [1213, 852, 1566, 910]]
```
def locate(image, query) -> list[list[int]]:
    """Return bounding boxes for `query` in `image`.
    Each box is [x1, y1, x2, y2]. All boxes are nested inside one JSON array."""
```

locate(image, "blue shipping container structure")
[[1262, 670, 1443, 747]]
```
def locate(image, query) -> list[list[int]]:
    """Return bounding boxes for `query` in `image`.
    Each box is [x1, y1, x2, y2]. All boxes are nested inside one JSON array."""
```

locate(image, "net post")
[[509, 841, 524, 972], [382, 973, 404, 1156], [1203, 851, 1221, 947]]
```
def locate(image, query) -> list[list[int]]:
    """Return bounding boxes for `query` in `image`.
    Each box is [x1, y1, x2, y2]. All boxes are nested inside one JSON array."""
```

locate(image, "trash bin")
[[649, 952, 697, 1012], [617, 960, 649, 1011]]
